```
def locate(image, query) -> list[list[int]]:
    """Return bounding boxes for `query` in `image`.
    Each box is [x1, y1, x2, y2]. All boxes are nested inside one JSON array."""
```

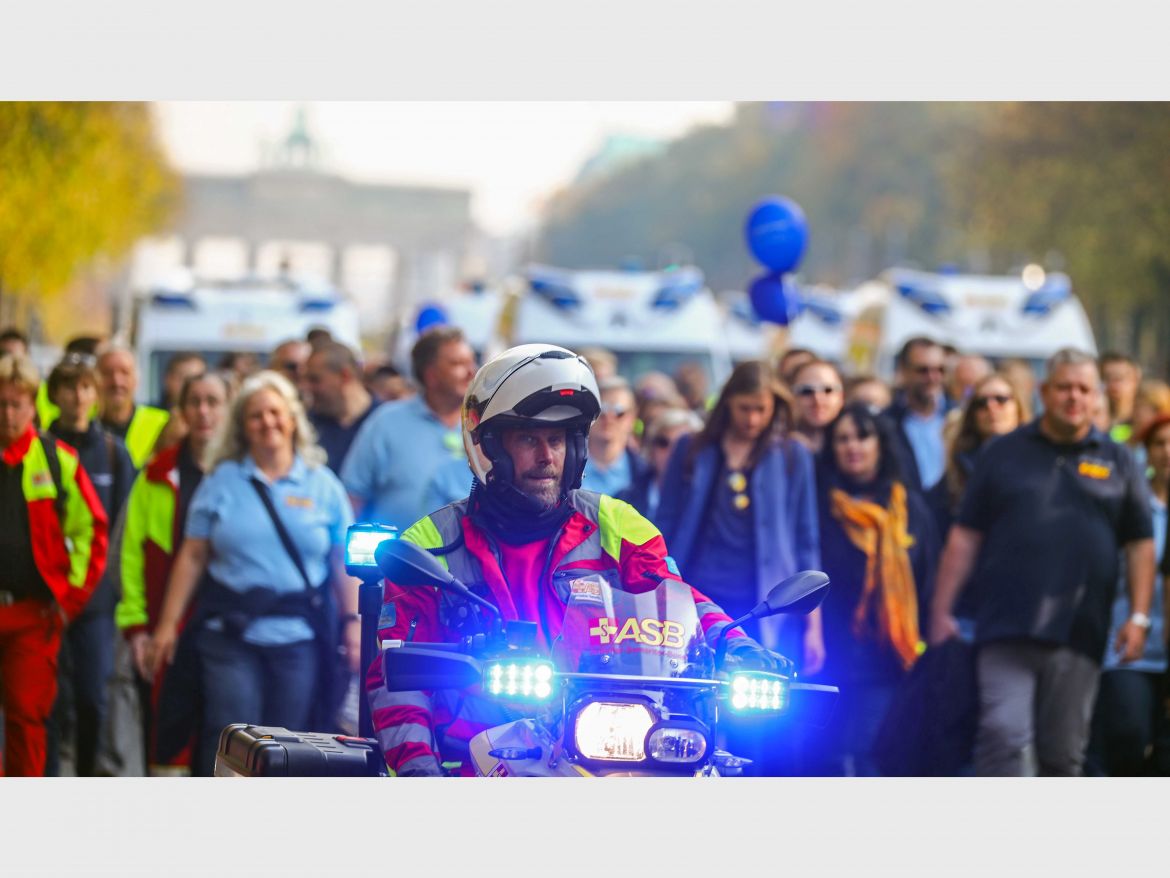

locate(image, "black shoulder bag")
[[249, 476, 342, 731]]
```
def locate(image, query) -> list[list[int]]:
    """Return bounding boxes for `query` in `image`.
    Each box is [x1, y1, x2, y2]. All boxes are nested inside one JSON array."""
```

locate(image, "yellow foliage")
[[0, 102, 180, 301]]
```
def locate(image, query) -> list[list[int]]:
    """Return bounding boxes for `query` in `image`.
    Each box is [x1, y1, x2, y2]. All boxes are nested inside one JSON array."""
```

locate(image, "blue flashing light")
[[801, 297, 843, 326], [1021, 274, 1072, 316], [299, 299, 337, 313], [528, 275, 581, 310], [894, 281, 952, 317], [652, 275, 703, 311], [150, 293, 197, 309], [344, 523, 399, 578]]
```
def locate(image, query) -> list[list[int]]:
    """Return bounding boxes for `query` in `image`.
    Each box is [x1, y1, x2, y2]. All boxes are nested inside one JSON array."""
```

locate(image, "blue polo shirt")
[[581, 450, 633, 497], [186, 454, 354, 646], [902, 406, 946, 490], [424, 456, 474, 515], [339, 395, 466, 531], [958, 420, 1153, 661]]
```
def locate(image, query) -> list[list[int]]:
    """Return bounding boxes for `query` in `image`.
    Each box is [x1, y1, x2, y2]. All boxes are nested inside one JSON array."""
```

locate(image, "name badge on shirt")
[[1078, 459, 1112, 480], [284, 495, 315, 509]]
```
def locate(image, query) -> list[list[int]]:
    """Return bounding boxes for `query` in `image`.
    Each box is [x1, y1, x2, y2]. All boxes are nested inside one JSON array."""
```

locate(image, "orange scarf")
[[828, 481, 921, 670]]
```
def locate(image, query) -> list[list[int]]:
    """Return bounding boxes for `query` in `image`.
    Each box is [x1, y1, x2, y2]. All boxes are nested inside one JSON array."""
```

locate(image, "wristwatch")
[[1129, 612, 1152, 629]]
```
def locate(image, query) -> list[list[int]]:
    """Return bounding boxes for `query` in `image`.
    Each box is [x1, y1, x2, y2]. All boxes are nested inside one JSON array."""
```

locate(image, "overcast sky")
[[154, 101, 735, 237]]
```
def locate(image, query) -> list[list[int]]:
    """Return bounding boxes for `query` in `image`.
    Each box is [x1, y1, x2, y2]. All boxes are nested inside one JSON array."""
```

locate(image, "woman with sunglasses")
[[624, 407, 703, 520], [801, 402, 940, 775], [926, 372, 1030, 541], [790, 359, 846, 454]]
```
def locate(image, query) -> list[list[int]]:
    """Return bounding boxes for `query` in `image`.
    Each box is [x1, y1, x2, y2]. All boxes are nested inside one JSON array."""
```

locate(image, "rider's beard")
[[516, 468, 561, 510]]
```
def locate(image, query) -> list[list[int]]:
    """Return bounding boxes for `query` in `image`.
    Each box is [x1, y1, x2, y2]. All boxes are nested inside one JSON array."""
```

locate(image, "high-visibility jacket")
[[2, 424, 109, 620], [109, 405, 170, 470], [114, 442, 186, 637], [366, 490, 743, 777]]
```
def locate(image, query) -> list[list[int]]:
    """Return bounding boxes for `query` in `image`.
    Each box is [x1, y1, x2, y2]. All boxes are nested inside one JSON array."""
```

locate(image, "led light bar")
[[728, 673, 789, 713], [483, 660, 555, 701]]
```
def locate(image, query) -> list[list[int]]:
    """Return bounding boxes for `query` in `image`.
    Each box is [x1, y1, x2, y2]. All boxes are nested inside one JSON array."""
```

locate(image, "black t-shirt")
[[310, 401, 380, 476], [685, 458, 757, 620], [0, 459, 52, 602], [957, 420, 1153, 661]]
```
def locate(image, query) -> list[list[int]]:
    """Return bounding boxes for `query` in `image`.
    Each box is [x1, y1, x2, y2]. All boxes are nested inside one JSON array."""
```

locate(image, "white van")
[[846, 268, 1098, 380], [131, 276, 361, 405], [502, 264, 736, 387]]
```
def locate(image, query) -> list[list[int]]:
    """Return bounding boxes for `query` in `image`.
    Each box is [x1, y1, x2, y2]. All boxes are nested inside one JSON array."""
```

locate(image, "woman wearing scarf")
[[801, 402, 941, 775]]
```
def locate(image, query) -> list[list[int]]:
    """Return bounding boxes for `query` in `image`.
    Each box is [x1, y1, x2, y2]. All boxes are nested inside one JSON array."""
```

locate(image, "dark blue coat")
[[654, 433, 821, 647]]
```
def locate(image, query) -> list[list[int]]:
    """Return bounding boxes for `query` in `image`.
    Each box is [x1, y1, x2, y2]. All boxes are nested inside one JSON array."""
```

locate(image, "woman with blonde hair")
[[147, 371, 359, 775], [927, 371, 1032, 539]]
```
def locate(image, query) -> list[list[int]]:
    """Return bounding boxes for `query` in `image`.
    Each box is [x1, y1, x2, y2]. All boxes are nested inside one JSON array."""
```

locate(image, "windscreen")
[[551, 575, 705, 678]]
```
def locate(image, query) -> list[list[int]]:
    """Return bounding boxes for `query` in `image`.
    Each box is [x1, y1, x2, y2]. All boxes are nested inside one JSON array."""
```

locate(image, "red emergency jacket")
[[366, 490, 743, 776], [2, 424, 108, 619]]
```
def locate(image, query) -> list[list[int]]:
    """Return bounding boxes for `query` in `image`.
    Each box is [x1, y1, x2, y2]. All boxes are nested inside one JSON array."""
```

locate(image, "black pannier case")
[[214, 724, 386, 777]]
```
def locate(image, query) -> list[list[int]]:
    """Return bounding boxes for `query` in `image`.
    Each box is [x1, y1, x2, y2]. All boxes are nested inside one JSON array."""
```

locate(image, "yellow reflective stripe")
[[125, 406, 170, 469], [20, 435, 56, 502], [598, 494, 662, 562], [400, 515, 450, 571], [55, 445, 96, 589], [115, 473, 175, 630]]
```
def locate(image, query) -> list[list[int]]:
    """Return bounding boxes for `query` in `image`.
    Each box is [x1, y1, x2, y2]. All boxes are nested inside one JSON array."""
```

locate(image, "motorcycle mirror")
[[375, 537, 503, 621], [375, 539, 457, 590], [754, 570, 830, 618]]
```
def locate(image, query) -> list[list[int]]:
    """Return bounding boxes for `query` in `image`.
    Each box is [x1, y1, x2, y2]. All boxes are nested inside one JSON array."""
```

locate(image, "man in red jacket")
[[366, 344, 786, 776], [0, 354, 108, 776]]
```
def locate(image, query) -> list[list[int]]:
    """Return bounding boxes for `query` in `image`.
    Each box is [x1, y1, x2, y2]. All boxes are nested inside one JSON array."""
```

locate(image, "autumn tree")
[[0, 102, 179, 332], [950, 101, 1170, 369]]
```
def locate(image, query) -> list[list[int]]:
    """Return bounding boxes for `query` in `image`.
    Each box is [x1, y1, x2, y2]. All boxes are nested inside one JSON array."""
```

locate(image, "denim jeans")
[[194, 628, 318, 777], [45, 608, 116, 776]]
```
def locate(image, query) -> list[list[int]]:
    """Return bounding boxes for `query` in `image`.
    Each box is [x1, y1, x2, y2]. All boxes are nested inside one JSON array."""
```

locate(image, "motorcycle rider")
[[365, 343, 789, 776]]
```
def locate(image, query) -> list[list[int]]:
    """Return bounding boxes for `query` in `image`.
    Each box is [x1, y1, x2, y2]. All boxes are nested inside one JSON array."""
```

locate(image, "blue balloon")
[[415, 303, 449, 334], [745, 197, 808, 273], [748, 271, 795, 326]]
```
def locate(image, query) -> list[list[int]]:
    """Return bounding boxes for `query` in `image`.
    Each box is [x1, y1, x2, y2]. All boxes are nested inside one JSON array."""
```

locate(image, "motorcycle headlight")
[[573, 702, 656, 762], [647, 725, 709, 765], [728, 673, 789, 713], [483, 659, 555, 702]]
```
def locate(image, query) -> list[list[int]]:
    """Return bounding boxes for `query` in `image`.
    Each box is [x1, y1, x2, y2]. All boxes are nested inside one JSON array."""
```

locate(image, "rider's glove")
[[725, 637, 794, 676]]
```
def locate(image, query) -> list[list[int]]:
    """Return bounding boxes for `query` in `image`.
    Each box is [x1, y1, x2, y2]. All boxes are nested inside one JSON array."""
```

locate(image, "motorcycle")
[[374, 538, 839, 777]]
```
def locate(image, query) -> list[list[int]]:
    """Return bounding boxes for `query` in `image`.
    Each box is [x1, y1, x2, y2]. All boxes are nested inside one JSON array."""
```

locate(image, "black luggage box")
[[214, 724, 386, 777]]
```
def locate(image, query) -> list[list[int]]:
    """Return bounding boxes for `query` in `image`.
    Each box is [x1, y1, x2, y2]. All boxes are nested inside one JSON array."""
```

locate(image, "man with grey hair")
[[96, 344, 169, 469], [929, 347, 1155, 776]]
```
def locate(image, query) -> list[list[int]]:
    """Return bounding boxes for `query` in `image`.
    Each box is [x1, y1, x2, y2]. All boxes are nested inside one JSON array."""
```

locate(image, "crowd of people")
[[0, 318, 1166, 778]]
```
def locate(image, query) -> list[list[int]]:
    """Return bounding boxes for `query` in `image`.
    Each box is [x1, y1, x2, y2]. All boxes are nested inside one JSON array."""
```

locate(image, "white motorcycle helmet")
[[462, 344, 601, 500]]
